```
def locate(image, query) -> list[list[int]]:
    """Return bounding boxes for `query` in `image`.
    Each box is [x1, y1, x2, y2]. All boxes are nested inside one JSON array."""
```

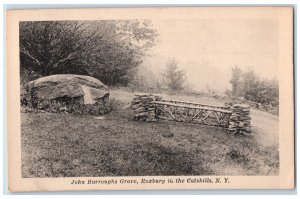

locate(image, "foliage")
[[162, 59, 187, 91], [21, 88, 117, 116], [228, 66, 279, 106], [205, 84, 217, 95], [229, 65, 243, 96], [22, 105, 279, 177], [20, 20, 158, 86]]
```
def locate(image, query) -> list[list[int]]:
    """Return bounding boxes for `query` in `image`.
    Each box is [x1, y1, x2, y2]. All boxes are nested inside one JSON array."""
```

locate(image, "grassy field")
[[21, 89, 279, 177]]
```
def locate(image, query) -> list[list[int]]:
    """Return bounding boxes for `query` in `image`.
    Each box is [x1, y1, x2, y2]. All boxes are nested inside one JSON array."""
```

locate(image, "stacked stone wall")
[[131, 94, 252, 134], [228, 104, 251, 134], [131, 94, 162, 122]]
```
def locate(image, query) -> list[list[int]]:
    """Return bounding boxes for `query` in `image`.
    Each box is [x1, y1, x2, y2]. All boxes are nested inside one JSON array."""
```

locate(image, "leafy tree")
[[20, 20, 158, 86], [256, 78, 279, 105], [242, 69, 260, 101], [229, 65, 243, 96], [162, 59, 187, 91], [228, 66, 279, 106]]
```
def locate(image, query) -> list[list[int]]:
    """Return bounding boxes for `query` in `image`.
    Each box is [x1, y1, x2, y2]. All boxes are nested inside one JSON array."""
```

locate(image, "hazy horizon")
[[141, 18, 278, 94]]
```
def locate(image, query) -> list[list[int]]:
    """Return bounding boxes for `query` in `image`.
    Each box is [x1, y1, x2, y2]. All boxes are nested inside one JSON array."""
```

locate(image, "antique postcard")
[[6, 7, 294, 192]]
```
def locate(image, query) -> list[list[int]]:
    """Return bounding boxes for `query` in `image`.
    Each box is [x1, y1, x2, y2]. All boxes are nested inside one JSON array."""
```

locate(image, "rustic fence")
[[132, 94, 252, 134]]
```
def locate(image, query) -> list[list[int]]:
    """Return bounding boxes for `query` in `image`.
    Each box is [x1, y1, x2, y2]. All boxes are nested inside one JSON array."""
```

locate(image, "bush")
[[21, 93, 117, 116], [228, 66, 279, 113], [66, 99, 117, 116]]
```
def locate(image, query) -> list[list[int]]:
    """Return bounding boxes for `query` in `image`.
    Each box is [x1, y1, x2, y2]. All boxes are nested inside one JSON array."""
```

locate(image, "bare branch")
[[20, 47, 41, 66], [52, 52, 75, 68]]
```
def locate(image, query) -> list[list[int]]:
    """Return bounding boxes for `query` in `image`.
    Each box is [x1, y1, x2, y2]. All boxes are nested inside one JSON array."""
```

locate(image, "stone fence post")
[[228, 104, 252, 134], [131, 94, 162, 122]]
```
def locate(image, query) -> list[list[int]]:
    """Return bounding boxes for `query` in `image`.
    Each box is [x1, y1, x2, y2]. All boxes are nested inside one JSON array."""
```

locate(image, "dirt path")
[[251, 109, 279, 147], [110, 89, 279, 147], [21, 89, 279, 177]]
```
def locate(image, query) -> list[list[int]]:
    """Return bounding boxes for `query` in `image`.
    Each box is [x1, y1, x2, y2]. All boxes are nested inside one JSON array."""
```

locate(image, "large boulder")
[[27, 74, 109, 104]]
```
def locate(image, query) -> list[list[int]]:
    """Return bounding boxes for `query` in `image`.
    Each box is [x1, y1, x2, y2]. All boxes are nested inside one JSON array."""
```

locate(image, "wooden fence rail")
[[131, 94, 252, 134], [155, 101, 231, 128], [159, 99, 230, 111]]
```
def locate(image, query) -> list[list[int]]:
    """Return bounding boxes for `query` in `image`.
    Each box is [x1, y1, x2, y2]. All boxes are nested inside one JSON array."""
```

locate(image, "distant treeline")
[[228, 66, 279, 107]]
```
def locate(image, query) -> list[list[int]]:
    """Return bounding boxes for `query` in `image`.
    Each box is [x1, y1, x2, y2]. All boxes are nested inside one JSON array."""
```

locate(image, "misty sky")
[[142, 18, 278, 93]]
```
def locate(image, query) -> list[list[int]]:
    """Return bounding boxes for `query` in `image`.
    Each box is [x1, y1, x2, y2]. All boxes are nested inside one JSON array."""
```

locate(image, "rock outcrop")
[[27, 74, 109, 104]]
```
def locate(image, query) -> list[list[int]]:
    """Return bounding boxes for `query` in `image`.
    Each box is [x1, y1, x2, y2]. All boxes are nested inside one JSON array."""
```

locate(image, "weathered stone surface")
[[131, 94, 162, 122], [228, 104, 252, 134], [27, 74, 109, 104]]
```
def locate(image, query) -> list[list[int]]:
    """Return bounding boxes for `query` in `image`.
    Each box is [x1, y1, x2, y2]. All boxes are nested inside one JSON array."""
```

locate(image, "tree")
[[20, 20, 158, 86], [229, 65, 243, 96], [242, 69, 260, 101], [162, 59, 187, 91], [256, 78, 279, 105], [228, 66, 279, 106]]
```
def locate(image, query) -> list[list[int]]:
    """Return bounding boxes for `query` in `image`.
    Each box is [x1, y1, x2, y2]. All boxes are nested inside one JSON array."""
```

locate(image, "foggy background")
[[140, 18, 278, 94]]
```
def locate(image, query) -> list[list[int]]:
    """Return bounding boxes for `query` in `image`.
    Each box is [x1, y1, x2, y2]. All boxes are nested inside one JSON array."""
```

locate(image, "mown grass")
[[21, 97, 279, 177]]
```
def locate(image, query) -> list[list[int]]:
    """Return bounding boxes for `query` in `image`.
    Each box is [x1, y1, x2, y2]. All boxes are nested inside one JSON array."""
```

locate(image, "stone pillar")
[[131, 94, 162, 122], [228, 104, 252, 134]]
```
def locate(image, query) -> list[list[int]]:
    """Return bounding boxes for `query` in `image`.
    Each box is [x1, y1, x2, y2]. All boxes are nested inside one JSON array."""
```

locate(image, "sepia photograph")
[[6, 7, 294, 191]]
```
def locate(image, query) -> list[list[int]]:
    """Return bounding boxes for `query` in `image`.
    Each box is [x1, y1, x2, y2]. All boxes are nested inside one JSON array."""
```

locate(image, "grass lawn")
[[21, 90, 279, 177]]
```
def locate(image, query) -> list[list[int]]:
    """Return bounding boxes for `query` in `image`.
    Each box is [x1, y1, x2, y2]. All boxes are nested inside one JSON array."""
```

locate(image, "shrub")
[[228, 66, 279, 114], [21, 91, 117, 116]]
